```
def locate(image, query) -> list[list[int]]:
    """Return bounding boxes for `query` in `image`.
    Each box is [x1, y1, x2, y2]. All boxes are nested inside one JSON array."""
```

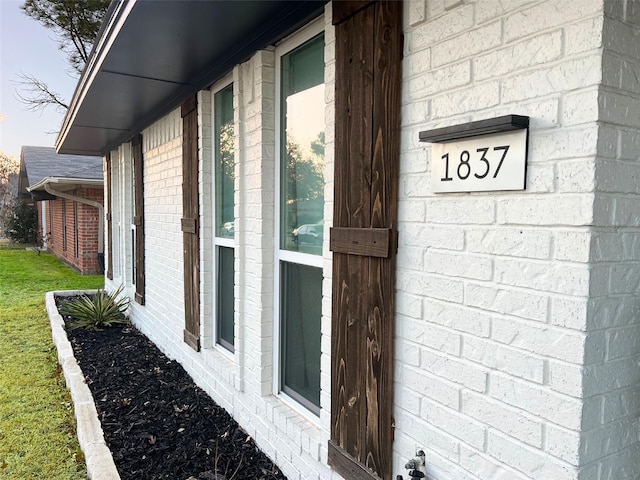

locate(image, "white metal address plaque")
[[430, 129, 527, 193]]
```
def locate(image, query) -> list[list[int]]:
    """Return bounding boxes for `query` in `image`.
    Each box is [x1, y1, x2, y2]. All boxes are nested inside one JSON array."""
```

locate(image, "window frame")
[[130, 144, 136, 285], [273, 18, 325, 417], [110, 149, 121, 280], [211, 76, 236, 354]]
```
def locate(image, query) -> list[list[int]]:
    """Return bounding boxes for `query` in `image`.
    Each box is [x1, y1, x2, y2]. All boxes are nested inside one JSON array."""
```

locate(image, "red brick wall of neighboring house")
[[37, 187, 104, 275]]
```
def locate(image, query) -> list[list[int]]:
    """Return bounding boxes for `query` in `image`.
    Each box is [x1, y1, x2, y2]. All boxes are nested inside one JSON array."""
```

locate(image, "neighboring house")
[[20, 146, 104, 274], [56, 1, 640, 479]]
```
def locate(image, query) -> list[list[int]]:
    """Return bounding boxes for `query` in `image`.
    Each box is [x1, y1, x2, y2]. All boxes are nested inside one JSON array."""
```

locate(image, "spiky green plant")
[[60, 285, 130, 330]]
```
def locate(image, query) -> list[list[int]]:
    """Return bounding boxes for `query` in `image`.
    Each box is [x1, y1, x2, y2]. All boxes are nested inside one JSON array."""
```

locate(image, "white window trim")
[[111, 149, 121, 281], [130, 142, 136, 288], [119, 143, 135, 301], [273, 17, 325, 418], [211, 74, 236, 357]]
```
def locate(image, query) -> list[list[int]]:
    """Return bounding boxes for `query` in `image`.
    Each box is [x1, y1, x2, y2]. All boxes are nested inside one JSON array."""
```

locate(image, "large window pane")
[[215, 84, 235, 239], [280, 34, 325, 255], [214, 83, 235, 352], [217, 246, 234, 351], [281, 262, 322, 412]]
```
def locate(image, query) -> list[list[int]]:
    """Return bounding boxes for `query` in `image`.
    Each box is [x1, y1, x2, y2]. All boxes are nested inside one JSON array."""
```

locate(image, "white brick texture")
[[397, 1, 638, 479]]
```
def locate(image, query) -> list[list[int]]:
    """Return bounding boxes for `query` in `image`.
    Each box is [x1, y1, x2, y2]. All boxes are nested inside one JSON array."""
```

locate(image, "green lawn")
[[0, 244, 104, 479]]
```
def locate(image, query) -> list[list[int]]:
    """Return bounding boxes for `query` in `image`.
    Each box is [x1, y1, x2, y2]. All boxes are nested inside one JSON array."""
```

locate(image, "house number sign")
[[419, 115, 529, 194], [431, 129, 527, 193]]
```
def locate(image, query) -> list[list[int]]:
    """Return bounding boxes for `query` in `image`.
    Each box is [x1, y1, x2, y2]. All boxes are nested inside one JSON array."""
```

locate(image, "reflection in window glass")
[[215, 84, 235, 239], [214, 83, 235, 352], [280, 34, 325, 255], [217, 246, 234, 351], [281, 262, 322, 413], [278, 32, 324, 415]]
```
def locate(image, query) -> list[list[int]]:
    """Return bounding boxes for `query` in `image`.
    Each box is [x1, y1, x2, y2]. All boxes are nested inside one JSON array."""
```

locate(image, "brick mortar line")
[[46, 290, 121, 480]]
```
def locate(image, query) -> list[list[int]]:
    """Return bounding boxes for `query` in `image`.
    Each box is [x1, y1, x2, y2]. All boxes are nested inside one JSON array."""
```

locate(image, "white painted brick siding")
[[581, 4, 640, 479], [397, 0, 636, 479], [103, 1, 640, 479], [486, 430, 575, 480], [465, 282, 548, 323], [463, 336, 545, 384], [462, 390, 543, 447]]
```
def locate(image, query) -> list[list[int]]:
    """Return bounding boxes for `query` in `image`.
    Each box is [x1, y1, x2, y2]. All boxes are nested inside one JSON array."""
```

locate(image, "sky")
[[0, 0, 78, 160]]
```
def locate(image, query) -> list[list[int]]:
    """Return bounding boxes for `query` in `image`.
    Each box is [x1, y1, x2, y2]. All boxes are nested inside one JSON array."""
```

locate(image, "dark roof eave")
[[56, 0, 327, 156]]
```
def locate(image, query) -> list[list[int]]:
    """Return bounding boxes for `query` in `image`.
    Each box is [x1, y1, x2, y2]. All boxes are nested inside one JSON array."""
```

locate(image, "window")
[[276, 29, 325, 414], [110, 151, 120, 280], [213, 83, 235, 352], [106, 154, 114, 280], [130, 150, 136, 283]]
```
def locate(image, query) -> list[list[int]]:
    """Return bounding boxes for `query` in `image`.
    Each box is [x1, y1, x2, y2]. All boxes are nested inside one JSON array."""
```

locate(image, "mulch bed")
[[56, 296, 287, 480]]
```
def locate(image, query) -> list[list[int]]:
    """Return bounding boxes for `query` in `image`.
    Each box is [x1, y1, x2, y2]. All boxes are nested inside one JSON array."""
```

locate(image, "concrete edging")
[[46, 290, 121, 480]]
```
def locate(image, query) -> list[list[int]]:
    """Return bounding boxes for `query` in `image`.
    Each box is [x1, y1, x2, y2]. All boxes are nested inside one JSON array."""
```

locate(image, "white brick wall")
[[134, 109, 185, 358], [104, 1, 640, 479], [396, 0, 636, 479], [580, 2, 640, 478]]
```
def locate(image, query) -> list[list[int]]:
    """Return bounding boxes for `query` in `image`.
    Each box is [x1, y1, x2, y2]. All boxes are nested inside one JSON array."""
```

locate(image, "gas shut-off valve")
[[396, 449, 426, 479]]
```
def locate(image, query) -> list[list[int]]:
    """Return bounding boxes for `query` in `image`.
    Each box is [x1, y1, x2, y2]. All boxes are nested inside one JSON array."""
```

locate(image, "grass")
[[0, 244, 104, 479]]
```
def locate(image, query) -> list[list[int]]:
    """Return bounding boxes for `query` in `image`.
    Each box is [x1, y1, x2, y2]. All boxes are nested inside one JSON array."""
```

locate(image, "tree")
[[1, 197, 37, 244], [282, 134, 325, 234], [14, 73, 69, 113], [1, 151, 35, 242], [0, 152, 18, 196], [16, 0, 109, 112], [285, 138, 324, 204], [0, 152, 19, 226], [310, 131, 325, 159]]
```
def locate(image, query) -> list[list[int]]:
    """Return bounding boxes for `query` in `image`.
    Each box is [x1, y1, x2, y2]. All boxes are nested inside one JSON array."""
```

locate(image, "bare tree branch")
[[13, 72, 69, 113], [16, 0, 109, 112]]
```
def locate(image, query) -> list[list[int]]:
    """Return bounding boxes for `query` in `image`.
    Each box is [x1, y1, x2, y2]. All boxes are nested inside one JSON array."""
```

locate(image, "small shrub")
[[60, 285, 130, 330]]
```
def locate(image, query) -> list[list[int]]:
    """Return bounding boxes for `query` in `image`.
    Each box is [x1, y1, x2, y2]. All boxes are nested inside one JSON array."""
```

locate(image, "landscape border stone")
[[46, 290, 121, 480]]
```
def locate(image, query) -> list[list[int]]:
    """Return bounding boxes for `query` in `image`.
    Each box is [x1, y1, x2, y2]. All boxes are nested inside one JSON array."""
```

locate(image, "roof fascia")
[[55, 1, 327, 156], [55, 0, 136, 153]]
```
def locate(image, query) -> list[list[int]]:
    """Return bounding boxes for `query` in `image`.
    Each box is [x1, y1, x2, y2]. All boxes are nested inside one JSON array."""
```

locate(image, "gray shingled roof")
[[21, 146, 103, 187]]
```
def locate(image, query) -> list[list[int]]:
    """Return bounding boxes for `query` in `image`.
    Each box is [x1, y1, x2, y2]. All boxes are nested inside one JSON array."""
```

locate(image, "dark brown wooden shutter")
[[132, 134, 145, 305], [182, 95, 200, 351], [105, 154, 113, 280], [328, 2, 402, 480]]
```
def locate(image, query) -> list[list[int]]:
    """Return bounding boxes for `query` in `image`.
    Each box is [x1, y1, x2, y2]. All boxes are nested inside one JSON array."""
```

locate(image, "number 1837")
[[431, 129, 527, 193]]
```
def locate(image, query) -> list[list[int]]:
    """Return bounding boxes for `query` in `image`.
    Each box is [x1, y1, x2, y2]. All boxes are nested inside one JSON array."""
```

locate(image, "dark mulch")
[[56, 296, 287, 480]]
